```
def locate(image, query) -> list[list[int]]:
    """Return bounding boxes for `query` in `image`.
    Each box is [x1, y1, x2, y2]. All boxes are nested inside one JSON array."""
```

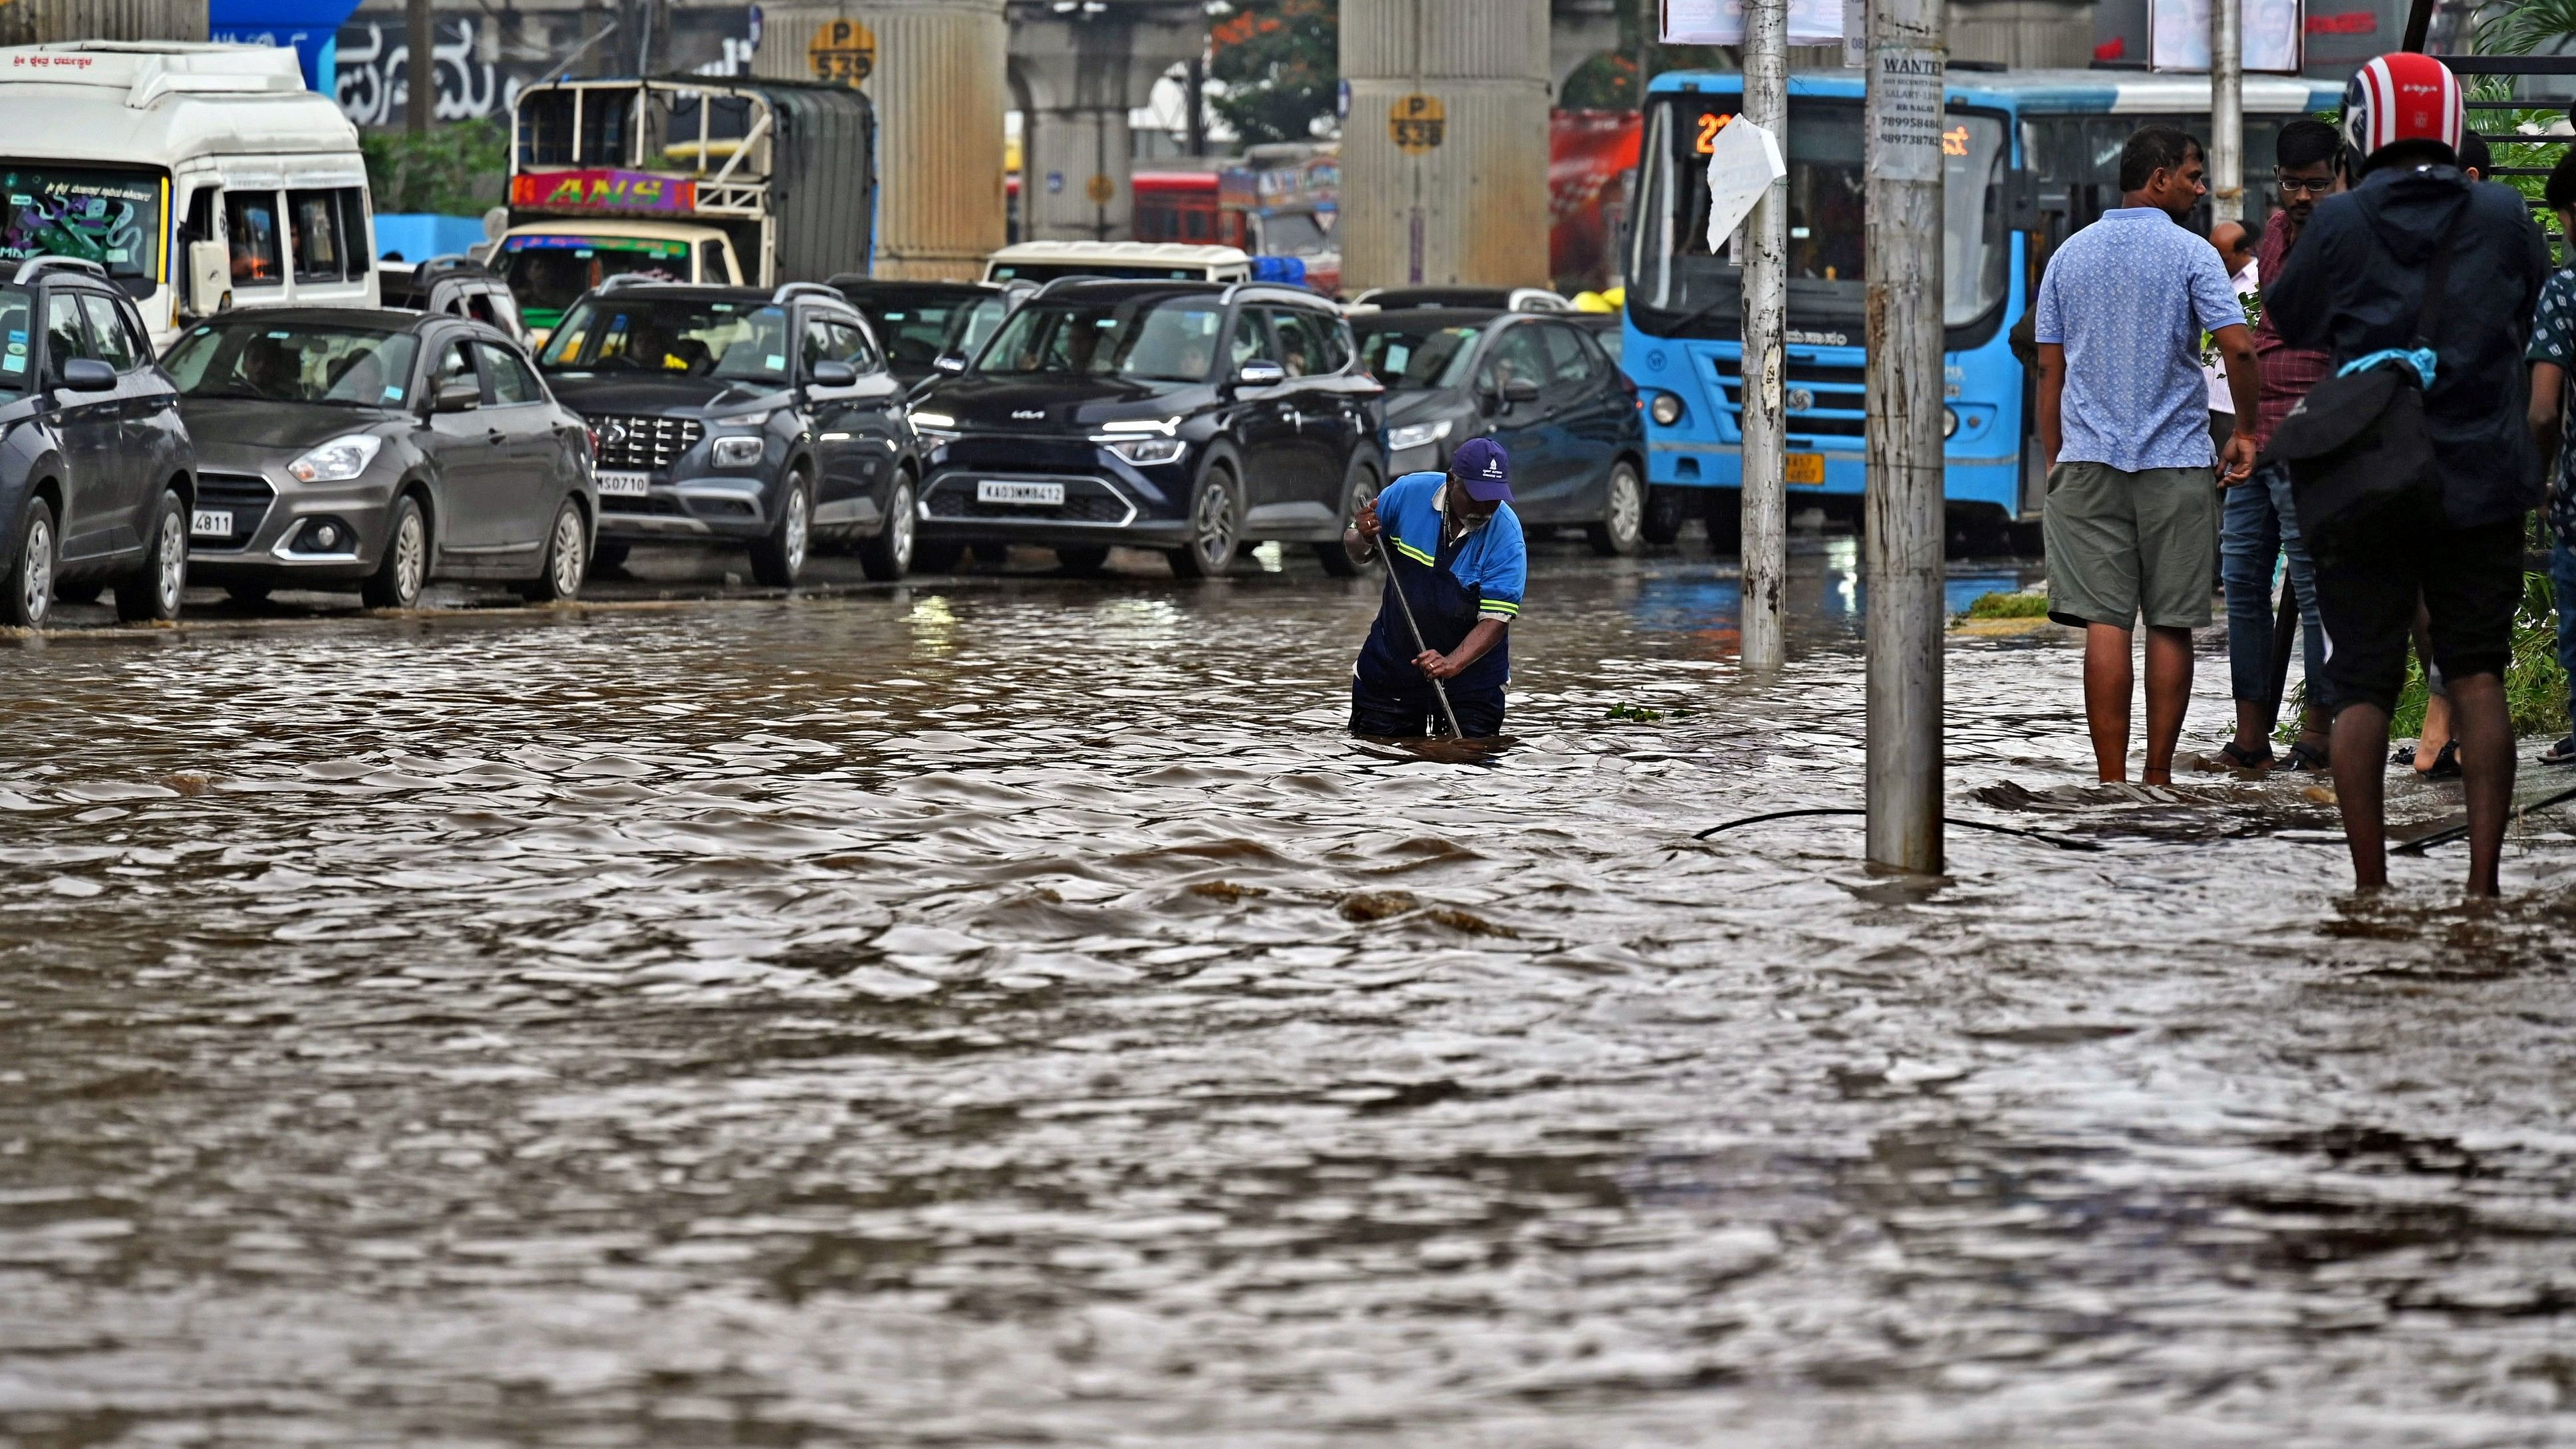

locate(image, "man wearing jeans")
[[2218, 119, 2344, 773], [2037, 126, 2260, 785]]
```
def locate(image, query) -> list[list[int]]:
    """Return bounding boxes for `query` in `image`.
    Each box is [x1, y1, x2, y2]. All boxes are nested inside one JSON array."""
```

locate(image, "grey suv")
[[0, 257, 194, 628], [538, 281, 923, 585]]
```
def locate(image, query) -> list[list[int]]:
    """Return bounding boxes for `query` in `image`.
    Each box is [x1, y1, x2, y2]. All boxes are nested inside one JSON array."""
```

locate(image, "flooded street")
[[6, 539, 2576, 1447]]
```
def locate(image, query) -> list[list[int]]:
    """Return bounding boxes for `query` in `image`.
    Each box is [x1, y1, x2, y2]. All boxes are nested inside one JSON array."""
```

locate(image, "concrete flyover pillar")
[[1006, 1, 1205, 243], [1340, 0, 1552, 292], [756, 0, 1011, 280]]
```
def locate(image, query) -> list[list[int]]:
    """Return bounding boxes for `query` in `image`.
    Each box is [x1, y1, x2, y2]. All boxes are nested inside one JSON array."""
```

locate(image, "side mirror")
[[933, 352, 967, 375], [187, 240, 231, 317], [1502, 377, 1542, 405], [432, 378, 481, 414], [59, 357, 116, 392], [811, 358, 858, 388], [1235, 360, 1286, 388]]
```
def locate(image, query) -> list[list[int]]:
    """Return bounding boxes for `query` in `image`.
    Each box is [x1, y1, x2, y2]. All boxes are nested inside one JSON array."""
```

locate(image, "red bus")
[[1132, 171, 1244, 249]]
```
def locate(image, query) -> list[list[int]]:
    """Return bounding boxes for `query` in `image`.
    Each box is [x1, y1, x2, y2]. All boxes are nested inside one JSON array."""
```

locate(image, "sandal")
[[2417, 739, 2462, 779], [2216, 740, 2274, 771], [2541, 735, 2576, 766], [2279, 739, 2331, 773], [2390, 745, 2418, 765]]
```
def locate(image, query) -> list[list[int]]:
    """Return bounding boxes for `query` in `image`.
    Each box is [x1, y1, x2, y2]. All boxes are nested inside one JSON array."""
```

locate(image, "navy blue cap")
[[1449, 437, 1512, 502]]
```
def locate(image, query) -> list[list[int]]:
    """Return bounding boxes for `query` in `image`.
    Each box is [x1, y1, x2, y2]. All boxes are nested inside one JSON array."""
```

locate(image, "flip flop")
[[2216, 740, 2273, 771], [2541, 735, 2576, 766]]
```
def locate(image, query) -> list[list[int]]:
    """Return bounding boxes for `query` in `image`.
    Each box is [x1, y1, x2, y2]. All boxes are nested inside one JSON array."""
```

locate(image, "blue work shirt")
[[1356, 471, 1526, 694], [2033, 206, 2249, 472]]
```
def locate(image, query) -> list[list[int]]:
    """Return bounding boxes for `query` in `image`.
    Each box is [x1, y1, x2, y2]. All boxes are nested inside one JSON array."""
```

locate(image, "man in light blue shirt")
[[2035, 124, 2259, 785]]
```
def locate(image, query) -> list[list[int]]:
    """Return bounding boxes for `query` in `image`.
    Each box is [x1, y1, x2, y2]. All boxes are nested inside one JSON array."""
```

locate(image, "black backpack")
[[2258, 215, 2458, 545]]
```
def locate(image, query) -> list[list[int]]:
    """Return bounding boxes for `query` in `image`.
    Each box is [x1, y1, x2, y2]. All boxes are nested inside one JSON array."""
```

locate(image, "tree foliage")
[[2476, 0, 2576, 54], [362, 119, 508, 216], [1209, 0, 1338, 145]]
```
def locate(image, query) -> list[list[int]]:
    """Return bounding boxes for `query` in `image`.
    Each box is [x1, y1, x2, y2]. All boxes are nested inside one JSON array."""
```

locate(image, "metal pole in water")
[[1739, 0, 1790, 672], [1863, 0, 1946, 873], [2211, 0, 2243, 224]]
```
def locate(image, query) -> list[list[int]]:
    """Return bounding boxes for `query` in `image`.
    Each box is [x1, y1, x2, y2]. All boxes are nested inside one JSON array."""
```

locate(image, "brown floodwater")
[[5, 538, 2576, 1447]]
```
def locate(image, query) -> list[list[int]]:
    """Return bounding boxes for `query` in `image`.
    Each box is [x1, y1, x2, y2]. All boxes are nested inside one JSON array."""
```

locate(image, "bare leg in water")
[[2084, 623, 2195, 785], [2330, 671, 2514, 895]]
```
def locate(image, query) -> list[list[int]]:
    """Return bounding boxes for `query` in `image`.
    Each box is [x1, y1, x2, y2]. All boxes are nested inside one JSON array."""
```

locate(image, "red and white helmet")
[[2342, 53, 2466, 166]]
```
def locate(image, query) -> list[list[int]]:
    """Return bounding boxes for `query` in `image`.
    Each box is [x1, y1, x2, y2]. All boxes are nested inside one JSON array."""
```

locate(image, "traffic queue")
[[0, 42, 1646, 631]]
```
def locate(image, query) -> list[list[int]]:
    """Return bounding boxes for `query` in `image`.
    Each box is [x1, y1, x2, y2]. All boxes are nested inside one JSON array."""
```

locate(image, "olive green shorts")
[[2043, 460, 2218, 630]]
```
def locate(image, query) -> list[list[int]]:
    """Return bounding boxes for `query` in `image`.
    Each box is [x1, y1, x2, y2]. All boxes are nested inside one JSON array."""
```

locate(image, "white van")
[[983, 241, 1253, 285], [0, 42, 376, 350]]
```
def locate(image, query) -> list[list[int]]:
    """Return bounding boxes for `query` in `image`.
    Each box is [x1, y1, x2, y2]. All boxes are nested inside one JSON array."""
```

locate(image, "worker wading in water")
[[1344, 437, 1528, 737]]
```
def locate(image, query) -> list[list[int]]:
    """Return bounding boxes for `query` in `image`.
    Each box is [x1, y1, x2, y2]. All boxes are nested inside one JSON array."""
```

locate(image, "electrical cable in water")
[[1693, 807, 2105, 852]]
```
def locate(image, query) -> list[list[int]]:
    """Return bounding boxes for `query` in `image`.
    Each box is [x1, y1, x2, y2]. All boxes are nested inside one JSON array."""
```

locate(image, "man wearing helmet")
[[2265, 52, 2552, 897]]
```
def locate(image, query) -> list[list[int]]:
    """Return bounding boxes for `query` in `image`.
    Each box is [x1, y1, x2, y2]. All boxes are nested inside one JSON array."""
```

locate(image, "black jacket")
[[2265, 162, 2550, 527]]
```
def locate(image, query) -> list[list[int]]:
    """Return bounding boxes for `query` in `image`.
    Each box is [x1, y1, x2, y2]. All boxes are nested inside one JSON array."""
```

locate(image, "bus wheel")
[[1642, 485, 1689, 546], [1701, 489, 1742, 555]]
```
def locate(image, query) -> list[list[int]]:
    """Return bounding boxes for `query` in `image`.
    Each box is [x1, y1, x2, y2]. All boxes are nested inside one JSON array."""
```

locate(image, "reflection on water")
[[5, 545, 2575, 1446]]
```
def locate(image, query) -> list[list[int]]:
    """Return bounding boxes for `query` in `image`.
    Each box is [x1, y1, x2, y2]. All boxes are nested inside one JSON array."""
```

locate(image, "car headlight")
[[711, 435, 765, 467], [1385, 418, 1453, 452], [1108, 436, 1187, 465], [712, 410, 771, 429], [1649, 392, 1685, 427], [1943, 406, 1960, 440], [287, 434, 384, 483]]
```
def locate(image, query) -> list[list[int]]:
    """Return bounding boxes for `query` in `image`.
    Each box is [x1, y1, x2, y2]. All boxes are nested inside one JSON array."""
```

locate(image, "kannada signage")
[[1389, 93, 1446, 154], [509, 169, 700, 215], [807, 17, 876, 86]]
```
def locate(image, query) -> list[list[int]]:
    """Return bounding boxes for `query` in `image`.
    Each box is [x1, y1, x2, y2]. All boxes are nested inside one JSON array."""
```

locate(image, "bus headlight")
[[1943, 406, 1960, 440], [1649, 392, 1685, 427]]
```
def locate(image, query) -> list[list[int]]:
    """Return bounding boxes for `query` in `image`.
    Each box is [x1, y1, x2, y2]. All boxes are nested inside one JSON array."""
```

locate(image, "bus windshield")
[[0, 164, 165, 291], [1629, 97, 2007, 340], [496, 234, 692, 328]]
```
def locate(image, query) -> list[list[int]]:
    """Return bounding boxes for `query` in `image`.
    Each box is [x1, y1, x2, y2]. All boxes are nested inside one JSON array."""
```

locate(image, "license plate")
[[596, 471, 650, 497], [978, 480, 1064, 507], [190, 509, 231, 537], [1785, 452, 1825, 486]]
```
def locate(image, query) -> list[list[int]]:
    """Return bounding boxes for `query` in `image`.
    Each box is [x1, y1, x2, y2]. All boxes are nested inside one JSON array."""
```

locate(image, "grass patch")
[[1606, 702, 1688, 722], [1962, 591, 2050, 620]]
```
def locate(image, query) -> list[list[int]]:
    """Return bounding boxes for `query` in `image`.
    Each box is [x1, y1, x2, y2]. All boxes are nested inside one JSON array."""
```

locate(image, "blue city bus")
[[1622, 67, 2343, 550]]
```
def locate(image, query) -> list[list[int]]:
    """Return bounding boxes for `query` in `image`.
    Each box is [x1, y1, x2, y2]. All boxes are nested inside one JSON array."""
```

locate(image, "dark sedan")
[[1353, 307, 1647, 555], [170, 309, 597, 608]]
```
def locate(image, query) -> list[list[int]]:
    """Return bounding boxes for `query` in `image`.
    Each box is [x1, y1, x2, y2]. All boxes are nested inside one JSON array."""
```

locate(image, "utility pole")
[[405, 0, 432, 134], [1863, 0, 1945, 874], [1740, 0, 1789, 670], [2210, 0, 2243, 223]]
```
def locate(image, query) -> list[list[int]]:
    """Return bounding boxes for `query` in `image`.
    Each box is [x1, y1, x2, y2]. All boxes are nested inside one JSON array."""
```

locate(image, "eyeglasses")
[[2275, 174, 2336, 196]]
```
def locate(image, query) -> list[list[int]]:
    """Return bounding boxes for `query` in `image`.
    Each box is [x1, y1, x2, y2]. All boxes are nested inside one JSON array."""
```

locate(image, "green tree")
[[2476, 0, 2576, 54], [1209, 0, 1338, 145], [362, 118, 508, 217]]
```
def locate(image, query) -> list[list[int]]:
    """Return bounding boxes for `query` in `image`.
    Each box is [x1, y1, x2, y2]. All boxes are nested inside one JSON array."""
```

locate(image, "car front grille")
[[601, 493, 689, 517], [925, 473, 1134, 525], [193, 471, 273, 551], [1711, 356, 1867, 440], [591, 415, 704, 471]]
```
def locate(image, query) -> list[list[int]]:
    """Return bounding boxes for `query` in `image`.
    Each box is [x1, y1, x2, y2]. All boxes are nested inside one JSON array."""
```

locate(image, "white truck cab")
[[488, 218, 746, 341], [0, 41, 376, 350], [983, 241, 1254, 285]]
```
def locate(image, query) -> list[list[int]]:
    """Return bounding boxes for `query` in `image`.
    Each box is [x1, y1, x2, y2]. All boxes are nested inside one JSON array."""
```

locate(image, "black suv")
[[537, 280, 923, 585], [0, 258, 195, 628], [909, 280, 1384, 577]]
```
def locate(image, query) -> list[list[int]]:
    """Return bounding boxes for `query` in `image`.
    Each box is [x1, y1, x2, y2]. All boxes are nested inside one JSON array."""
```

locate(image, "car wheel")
[[5, 496, 55, 629], [115, 489, 189, 622], [1314, 462, 1380, 578], [521, 500, 587, 603], [1055, 544, 1109, 575], [858, 475, 915, 582], [1166, 465, 1240, 579], [1587, 460, 1646, 557], [589, 541, 631, 577], [1642, 484, 1688, 546], [361, 495, 428, 609], [913, 538, 964, 574], [224, 581, 272, 607], [749, 473, 810, 588]]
